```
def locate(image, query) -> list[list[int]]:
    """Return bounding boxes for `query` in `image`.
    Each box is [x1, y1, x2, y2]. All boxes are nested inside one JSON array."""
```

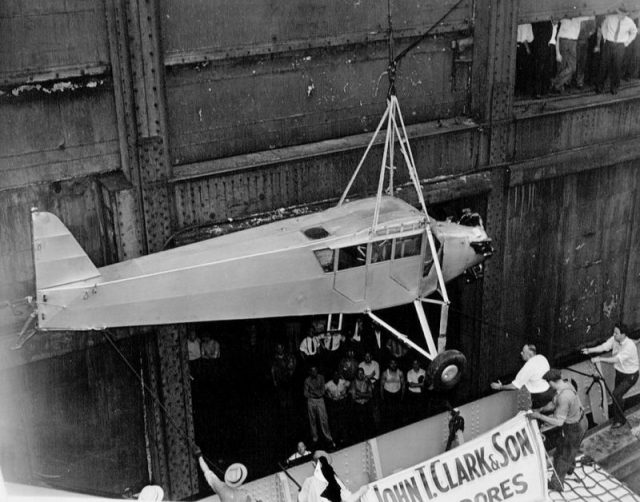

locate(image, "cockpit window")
[[394, 234, 422, 259], [371, 240, 392, 263], [337, 244, 367, 270], [303, 227, 330, 239], [423, 235, 441, 276], [313, 249, 335, 272]]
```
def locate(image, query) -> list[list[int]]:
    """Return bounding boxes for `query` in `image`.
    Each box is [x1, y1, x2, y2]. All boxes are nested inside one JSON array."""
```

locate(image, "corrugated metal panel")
[[517, 0, 640, 23], [166, 39, 470, 164], [623, 172, 640, 327], [0, 0, 109, 83], [500, 164, 637, 361], [18, 337, 147, 494], [160, 0, 472, 60], [0, 87, 120, 189], [514, 100, 640, 161], [171, 125, 480, 227]]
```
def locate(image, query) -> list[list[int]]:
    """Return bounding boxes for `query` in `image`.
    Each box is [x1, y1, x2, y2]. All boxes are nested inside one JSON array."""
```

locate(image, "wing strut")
[[343, 94, 452, 355]]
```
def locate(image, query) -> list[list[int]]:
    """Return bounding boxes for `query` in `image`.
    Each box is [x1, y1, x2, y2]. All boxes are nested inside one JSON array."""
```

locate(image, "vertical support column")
[[105, 0, 197, 498], [487, 0, 517, 166], [477, 167, 509, 394], [471, 0, 518, 128], [470, 0, 517, 394], [143, 325, 198, 500]]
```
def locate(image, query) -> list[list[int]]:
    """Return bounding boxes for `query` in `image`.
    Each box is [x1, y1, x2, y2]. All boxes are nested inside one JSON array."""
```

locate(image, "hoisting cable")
[[102, 330, 227, 479], [386, 0, 469, 97]]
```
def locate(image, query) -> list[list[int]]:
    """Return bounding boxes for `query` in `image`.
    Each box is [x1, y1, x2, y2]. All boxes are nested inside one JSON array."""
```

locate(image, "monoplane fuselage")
[[32, 196, 490, 331]]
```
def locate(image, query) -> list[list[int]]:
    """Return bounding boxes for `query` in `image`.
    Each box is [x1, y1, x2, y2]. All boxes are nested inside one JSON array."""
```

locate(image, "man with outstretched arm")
[[195, 447, 253, 502], [582, 322, 639, 428], [491, 344, 555, 408], [528, 369, 587, 493]]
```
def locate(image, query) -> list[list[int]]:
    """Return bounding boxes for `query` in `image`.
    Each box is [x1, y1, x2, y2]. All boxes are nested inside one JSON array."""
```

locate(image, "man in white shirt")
[[299, 328, 321, 367], [595, 7, 638, 94], [491, 344, 554, 408], [287, 441, 311, 465], [582, 323, 639, 427], [552, 17, 589, 92], [406, 359, 427, 422], [358, 352, 380, 387], [324, 371, 350, 445]]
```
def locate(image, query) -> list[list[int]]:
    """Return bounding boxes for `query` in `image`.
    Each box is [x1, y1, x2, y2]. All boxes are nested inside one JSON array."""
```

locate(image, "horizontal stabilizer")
[[32, 210, 101, 290]]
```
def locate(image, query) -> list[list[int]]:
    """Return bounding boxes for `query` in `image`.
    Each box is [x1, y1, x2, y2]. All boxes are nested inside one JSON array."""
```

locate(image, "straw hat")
[[224, 463, 248, 487], [138, 485, 164, 501]]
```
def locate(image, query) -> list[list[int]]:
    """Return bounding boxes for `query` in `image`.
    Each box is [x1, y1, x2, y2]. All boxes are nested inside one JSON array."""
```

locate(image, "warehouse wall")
[[0, 0, 109, 81], [493, 163, 640, 380], [0, 335, 147, 494], [1, 0, 640, 498]]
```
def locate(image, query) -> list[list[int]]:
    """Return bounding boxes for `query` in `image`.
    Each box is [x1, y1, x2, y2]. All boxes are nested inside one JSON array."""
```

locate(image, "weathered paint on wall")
[[0, 179, 114, 341], [495, 163, 638, 382], [514, 99, 640, 162], [166, 38, 471, 164], [160, 0, 472, 60], [0, 336, 147, 494], [0, 0, 109, 83], [0, 86, 121, 189], [171, 122, 481, 227]]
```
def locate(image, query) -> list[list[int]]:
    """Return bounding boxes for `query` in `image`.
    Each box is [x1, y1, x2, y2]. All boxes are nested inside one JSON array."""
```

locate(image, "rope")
[[568, 457, 638, 501], [544, 454, 640, 501], [102, 330, 226, 478], [544, 449, 569, 501]]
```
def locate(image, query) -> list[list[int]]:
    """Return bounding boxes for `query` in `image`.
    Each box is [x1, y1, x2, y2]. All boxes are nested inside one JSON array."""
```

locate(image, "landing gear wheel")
[[427, 350, 467, 391]]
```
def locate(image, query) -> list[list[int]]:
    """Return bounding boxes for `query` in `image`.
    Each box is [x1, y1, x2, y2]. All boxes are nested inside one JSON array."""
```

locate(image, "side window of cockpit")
[[371, 240, 392, 263], [394, 235, 422, 259], [337, 244, 367, 270], [423, 235, 441, 276], [313, 249, 335, 272]]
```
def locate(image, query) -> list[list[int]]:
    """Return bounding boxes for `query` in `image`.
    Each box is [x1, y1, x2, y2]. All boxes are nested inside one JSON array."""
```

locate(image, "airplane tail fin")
[[31, 209, 101, 290]]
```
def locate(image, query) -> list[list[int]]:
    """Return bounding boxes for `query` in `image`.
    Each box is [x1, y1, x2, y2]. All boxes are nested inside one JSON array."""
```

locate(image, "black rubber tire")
[[427, 349, 467, 391]]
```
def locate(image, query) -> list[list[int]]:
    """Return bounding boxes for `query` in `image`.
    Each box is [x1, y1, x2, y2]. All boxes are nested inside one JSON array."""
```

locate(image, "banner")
[[364, 413, 547, 502]]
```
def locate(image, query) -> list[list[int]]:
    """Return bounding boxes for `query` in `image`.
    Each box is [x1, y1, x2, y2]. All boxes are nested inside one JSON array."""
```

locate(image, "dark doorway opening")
[[188, 194, 488, 484]]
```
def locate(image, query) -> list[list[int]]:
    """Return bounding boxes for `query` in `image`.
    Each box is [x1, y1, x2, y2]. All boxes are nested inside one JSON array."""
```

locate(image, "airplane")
[[27, 95, 492, 390]]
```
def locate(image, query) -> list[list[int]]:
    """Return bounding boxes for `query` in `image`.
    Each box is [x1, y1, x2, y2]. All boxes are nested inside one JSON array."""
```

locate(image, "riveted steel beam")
[[105, 0, 195, 498]]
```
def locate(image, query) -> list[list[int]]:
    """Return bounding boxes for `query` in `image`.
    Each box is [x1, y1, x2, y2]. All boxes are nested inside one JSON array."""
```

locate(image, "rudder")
[[32, 209, 101, 290]]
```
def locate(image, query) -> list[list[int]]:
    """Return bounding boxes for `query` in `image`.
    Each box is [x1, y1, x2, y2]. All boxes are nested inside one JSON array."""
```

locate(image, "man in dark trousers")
[[304, 366, 335, 449], [582, 323, 639, 428], [529, 369, 587, 493], [595, 7, 638, 94]]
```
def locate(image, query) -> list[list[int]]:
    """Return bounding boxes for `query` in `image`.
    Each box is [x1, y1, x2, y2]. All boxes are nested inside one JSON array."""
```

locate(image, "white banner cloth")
[[363, 413, 547, 502]]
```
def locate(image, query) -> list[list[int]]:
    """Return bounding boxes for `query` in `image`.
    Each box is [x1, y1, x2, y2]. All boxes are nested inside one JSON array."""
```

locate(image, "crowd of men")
[[273, 318, 435, 452], [516, 8, 639, 98], [186, 316, 638, 493]]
